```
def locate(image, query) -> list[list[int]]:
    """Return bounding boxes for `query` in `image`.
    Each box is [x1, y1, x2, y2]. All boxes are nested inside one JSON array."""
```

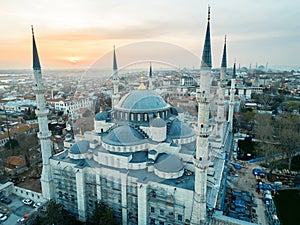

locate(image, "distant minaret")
[[148, 62, 153, 90], [31, 26, 54, 200], [215, 36, 227, 138], [191, 6, 213, 224], [111, 45, 120, 108], [228, 62, 236, 132]]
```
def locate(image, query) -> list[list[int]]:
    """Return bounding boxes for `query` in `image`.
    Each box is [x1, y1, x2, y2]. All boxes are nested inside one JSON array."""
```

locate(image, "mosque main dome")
[[115, 90, 170, 113]]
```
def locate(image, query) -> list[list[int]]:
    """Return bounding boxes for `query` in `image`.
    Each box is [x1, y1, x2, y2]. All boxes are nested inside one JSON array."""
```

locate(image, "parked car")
[[33, 202, 41, 208], [0, 213, 8, 221], [17, 214, 30, 223], [22, 198, 33, 205], [1, 197, 12, 204]]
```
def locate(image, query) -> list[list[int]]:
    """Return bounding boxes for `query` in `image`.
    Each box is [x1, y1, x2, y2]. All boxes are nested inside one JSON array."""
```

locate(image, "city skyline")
[[0, 0, 299, 70]]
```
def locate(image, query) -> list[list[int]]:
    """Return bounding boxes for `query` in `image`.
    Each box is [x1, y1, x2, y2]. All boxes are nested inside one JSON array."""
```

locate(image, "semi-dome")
[[116, 90, 169, 112], [95, 111, 107, 121], [150, 117, 166, 127], [70, 141, 89, 154], [102, 125, 147, 146], [154, 153, 183, 173], [168, 120, 194, 139]]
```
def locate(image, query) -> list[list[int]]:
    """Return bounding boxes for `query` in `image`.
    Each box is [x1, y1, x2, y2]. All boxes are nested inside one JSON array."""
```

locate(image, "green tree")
[[42, 200, 64, 225], [4, 139, 19, 149], [90, 201, 119, 225]]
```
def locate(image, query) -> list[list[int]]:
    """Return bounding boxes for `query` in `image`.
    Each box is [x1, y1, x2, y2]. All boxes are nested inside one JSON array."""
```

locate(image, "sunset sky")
[[0, 0, 299, 70]]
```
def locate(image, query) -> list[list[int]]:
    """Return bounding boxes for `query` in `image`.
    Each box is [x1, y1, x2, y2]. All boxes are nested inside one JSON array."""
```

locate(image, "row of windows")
[[113, 110, 170, 122], [150, 207, 182, 221]]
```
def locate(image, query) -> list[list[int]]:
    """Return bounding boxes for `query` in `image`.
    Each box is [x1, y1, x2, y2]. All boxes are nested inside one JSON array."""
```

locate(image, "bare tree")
[[254, 114, 278, 166], [275, 114, 300, 170]]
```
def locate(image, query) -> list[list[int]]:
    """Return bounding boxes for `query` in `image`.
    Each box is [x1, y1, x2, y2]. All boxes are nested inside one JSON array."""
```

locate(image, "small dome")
[[150, 117, 166, 127], [116, 90, 169, 112], [154, 153, 183, 173], [174, 106, 184, 113], [65, 133, 72, 139], [95, 111, 107, 121], [103, 125, 147, 146], [70, 141, 89, 154], [168, 120, 194, 139]]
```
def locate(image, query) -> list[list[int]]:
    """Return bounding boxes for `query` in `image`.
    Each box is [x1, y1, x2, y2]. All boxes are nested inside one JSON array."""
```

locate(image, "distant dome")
[[70, 141, 89, 154], [116, 90, 169, 112], [102, 125, 147, 146], [95, 111, 107, 121], [150, 117, 166, 127], [154, 153, 183, 173], [168, 120, 194, 139]]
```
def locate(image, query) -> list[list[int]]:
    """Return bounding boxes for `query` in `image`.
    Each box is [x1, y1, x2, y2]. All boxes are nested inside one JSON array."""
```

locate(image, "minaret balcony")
[[196, 92, 209, 104], [35, 109, 49, 117], [193, 155, 211, 170], [195, 125, 212, 137], [38, 130, 51, 139], [33, 85, 46, 94], [112, 79, 119, 84]]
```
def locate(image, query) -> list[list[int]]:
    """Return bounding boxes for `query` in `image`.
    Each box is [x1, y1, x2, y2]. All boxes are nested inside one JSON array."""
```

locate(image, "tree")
[[275, 114, 300, 170], [42, 200, 64, 225], [254, 114, 278, 165], [90, 201, 120, 225], [4, 139, 19, 150]]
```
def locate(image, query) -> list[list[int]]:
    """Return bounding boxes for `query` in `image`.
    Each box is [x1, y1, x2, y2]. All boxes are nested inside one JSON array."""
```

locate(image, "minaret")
[[31, 26, 54, 200], [228, 62, 236, 132], [191, 6, 213, 224], [111, 45, 120, 108], [148, 62, 153, 90], [215, 36, 227, 138]]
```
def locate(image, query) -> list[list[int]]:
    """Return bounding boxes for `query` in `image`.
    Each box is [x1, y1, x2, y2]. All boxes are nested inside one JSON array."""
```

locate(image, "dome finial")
[[208, 5, 211, 21], [138, 73, 146, 90], [80, 129, 83, 141], [100, 105, 103, 113]]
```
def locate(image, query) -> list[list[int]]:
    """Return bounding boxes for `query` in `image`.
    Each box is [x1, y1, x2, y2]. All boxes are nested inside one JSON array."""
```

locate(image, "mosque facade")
[[32, 7, 234, 225]]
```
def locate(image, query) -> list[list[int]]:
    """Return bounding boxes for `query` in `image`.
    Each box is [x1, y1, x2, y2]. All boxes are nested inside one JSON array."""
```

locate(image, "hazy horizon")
[[0, 0, 299, 70]]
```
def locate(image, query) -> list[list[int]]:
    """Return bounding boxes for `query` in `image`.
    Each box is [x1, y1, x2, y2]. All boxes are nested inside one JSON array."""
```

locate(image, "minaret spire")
[[221, 36, 227, 68], [220, 35, 227, 81], [111, 45, 120, 108], [233, 60, 236, 79], [32, 25, 41, 71], [31, 27, 55, 200], [201, 5, 212, 69], [148, 62, 153, 90], [113, 45, 118, 78]]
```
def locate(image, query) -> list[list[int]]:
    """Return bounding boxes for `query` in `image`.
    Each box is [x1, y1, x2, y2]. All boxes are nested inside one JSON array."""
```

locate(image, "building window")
[[178, 214, 182, 221], [150, 207, 155, 213], [150, 218, 155, 225], [160, 209, 164, 216]]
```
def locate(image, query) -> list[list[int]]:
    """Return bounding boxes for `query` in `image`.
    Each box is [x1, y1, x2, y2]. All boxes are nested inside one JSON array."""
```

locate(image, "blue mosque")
[[32, 7, 235, 225]]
